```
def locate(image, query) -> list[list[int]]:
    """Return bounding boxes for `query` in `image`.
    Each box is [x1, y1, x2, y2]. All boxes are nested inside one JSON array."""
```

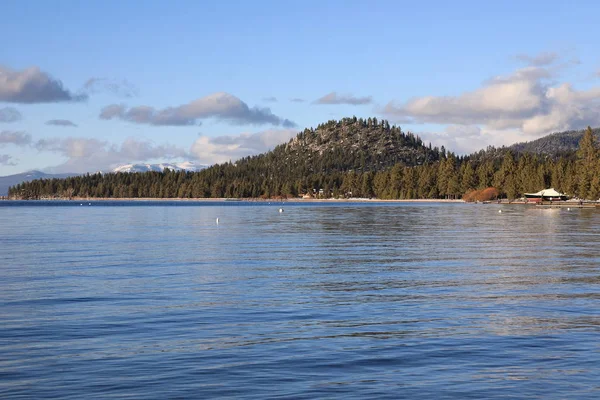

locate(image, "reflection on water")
[[1, 202, 600, 398]]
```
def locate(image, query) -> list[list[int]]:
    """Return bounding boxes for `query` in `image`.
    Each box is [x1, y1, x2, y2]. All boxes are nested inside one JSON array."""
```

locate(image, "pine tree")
[[576, 126, 598, 199], [494, 152, 518, 199], [460, 161, 476, 192]]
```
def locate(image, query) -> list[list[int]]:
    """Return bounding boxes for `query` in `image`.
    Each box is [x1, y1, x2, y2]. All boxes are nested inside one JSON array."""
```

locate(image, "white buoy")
[[279, 208, 284, 213], [80, 203, 83, 206], [216, 218, 219, 224], [88, 203, 91, 206], [567, 208, 571, 211], [498, 209, 502, 213]]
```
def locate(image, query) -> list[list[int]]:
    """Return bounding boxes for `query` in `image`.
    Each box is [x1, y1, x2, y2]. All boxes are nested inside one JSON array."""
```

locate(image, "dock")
[[535, 201, 600, 209]]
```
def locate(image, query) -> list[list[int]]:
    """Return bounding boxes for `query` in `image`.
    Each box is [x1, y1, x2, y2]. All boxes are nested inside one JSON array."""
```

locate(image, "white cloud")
[[383, 61, 600, 146], [0, 66, 86, 103], [0, 130, 32, 147], [418, 125, 525, 154], [384, 67, 553, 128], [100, 92, 297, 127], [190, 128, 297, 164], [314, 92, 372, 105], [0, 107, 22, 123]]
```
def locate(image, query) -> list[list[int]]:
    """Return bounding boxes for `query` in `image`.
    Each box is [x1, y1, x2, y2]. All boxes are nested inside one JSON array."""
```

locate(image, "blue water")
[[1, 201, 600, 399]]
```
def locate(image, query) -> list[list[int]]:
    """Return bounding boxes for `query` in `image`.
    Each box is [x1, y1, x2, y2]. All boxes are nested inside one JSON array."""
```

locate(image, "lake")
[[1, 201, 600, 399]]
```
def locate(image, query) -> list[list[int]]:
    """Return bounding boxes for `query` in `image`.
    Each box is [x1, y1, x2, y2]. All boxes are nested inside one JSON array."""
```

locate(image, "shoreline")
[[2, 197, 466, 203], [3, 197, 599, 208]]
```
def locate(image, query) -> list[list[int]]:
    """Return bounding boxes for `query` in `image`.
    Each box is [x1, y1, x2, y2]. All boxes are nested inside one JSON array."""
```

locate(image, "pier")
[[535, 201, 600, 209]]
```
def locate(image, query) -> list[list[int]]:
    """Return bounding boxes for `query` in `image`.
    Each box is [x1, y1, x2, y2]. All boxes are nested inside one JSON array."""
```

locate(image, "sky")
[[1, 0, 600, 176]]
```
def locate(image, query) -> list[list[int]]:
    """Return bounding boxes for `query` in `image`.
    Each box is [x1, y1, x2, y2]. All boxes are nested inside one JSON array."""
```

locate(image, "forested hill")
[[466, 126, 600, 164], [186, 117, 440, 197], [508, 127, 600, 157], [240, 116, 439, 176], [180, 117, 441, 198]]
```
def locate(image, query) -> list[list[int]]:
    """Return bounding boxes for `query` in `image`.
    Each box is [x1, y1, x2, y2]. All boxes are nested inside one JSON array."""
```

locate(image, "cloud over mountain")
[[190, 128, 298, 164], [0, 107, 22, 123], [0, 66, 87, 103], [17, 126, 299, 173], [37, 137, 189, 173], [314, 92, 372, 105], [100, 92, 297, 127]]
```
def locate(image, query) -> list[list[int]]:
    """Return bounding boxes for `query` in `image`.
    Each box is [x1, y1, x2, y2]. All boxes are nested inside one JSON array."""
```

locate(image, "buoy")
[[80, 203, 83, 206], [88, 203, 91, 206], [498, 210, 502, 213], [279, 208, 284, 213], [567, 208, 570, 211], [216, 218, 219, 224]]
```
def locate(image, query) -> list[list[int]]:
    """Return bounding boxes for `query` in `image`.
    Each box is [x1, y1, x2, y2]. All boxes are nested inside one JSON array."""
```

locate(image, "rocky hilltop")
[[247, 116, 440, 175]]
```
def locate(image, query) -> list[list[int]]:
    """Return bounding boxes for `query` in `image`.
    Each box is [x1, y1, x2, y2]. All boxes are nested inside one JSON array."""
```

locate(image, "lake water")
[[1, 201, 600, 399]]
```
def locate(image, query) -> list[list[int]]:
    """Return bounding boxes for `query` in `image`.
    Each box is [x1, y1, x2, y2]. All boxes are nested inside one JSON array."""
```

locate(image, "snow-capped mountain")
[[112, 161, 207, 173]]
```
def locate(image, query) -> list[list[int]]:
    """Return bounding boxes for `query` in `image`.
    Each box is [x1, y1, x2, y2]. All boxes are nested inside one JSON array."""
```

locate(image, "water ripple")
[[1, 202, 600, 398]]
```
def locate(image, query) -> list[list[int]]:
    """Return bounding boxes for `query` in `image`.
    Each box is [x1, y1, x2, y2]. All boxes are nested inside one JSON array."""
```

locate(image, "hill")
[[279, 117, 439, 170], [230, 117, 439, 176], [508, 127, 600, 157], [466, 126, 600, 164], [0, 171, 76, 196], [189, 117, 441, 197]]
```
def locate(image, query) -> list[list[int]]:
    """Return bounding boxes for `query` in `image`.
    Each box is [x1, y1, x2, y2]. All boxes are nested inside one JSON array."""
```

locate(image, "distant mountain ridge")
[[508, 127, 600, 156], [0, 171, 77, 196], [0, 161, 207, 196], [112, 161, 206, 173]]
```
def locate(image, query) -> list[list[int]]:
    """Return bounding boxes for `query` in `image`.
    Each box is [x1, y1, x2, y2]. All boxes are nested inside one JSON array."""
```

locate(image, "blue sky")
[[1, 0, 599, 175]]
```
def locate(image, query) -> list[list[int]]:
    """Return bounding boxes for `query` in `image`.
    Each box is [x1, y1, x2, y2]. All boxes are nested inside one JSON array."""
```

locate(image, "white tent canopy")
[[524, 188, 566, 197]]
